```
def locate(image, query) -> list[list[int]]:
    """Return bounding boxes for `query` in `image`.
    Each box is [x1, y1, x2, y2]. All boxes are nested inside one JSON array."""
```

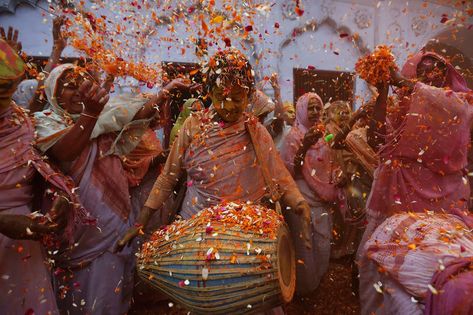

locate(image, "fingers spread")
[[7, 26, 13, 40], [79, 80, 93, 95], [12, 29, 18, 43]]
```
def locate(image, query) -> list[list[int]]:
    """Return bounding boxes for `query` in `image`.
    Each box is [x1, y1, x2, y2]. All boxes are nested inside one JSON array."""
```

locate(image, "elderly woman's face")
[[56, 70, 92, 114], [416, 56, 447, 88], [307, 96, 323, 124], [210, 85, 249, 122], [334, 104, 351, 125]]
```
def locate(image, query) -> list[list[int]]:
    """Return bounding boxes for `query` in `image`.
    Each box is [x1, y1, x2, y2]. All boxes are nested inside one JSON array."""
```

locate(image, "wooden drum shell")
[[137, 222, 296, 314]]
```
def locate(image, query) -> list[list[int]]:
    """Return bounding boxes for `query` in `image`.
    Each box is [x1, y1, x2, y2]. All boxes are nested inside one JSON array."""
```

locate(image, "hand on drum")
[[295, 201, 313, 249]]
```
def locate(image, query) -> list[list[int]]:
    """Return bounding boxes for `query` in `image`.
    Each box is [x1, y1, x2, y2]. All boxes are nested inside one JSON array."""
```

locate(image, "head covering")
[[43, 63, 77, 118], [283, 101, 295, 116], [280, 92, 323, 173], [34, 63, 151, 155], [323, 100, 351, 125], [401, 50, 470, 93], [294, 92, 323, 134], [0, 39, 25, 80], [12, 79, 38, 108], [248, 90, 275, 117]]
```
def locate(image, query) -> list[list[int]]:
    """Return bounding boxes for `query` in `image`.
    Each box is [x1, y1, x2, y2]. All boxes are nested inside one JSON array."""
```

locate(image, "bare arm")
[[29, 17, 67, 113], [367, 84, 389, 151], [47, 80, 109, 161], [132, 78, 198, 121], [270, 73, 285, 120]]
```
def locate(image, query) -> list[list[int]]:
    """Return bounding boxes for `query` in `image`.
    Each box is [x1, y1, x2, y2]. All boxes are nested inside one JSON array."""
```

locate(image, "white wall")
[[1, 0, 470, 105]]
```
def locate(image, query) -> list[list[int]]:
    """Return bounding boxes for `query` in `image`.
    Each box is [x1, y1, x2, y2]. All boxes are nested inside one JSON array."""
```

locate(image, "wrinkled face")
[[210, 85, 249, 122], [307, 96, 323, 124], [0, 77, 21, 109], [55, 70, 92, 114], [333, 105, 351, 126], [284, 106, 295, 125], [416, 56, 447, 88]]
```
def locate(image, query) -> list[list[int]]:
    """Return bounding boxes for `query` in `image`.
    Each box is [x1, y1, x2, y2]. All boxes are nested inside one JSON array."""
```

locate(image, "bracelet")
[[81, 112, 98, 119]]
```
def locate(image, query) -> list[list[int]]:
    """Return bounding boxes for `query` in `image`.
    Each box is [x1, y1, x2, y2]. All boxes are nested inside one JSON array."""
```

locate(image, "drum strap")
[[245, 117, 283, 215]]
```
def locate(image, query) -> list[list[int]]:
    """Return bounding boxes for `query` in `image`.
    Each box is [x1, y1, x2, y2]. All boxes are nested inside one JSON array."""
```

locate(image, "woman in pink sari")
[[280, 92, 343, 294], [358, 49, 473, 314], [117, 49, 312, 273], [33, 63, 191, 314], [0, 38, 84, 314], [363, 210, 473, 315]]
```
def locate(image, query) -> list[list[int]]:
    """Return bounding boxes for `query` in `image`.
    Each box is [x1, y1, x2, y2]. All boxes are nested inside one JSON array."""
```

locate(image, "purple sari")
[[51, 135, 136, 315]]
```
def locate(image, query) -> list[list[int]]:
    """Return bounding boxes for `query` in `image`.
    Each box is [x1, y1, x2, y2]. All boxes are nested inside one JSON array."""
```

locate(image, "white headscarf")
[[12, 79, 38, 109], [34, 64, 152, 155]]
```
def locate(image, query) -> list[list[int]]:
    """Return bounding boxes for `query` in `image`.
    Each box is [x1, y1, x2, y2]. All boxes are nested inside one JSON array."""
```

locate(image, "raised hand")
[[52, 16, 67, 51], [0, 26, 22, 53], [269, 73, 279, 88], [163, 78, 195, 94], [79, 80, 110, 116]]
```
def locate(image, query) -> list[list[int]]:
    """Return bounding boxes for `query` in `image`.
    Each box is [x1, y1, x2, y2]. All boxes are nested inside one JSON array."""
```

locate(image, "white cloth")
[[33, 64, 151, 155]]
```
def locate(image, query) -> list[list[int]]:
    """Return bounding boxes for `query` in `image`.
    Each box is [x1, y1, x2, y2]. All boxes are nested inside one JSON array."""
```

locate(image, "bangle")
[[81, 112, 98, 119]]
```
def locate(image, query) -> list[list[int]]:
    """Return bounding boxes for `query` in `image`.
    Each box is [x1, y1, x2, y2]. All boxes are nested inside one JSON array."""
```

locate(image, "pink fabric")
[[424, 257, 473, 315], [69, 135, 132, 220], [280, 92, 322, 174], [181, 114, 294, 219], [52, 135, 136, 314], [0, 104, 92, 314], [401, 51, 471, 93], [367, 81, 473, 217], [280, 92, 339, 202], [302, 139, 340, 202], [365, 213, 473, 298], [0, 104, 89, 238]]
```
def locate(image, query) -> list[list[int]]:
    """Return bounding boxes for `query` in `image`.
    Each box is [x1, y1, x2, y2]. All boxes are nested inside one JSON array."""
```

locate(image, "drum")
[[136, 202, 296, 314]]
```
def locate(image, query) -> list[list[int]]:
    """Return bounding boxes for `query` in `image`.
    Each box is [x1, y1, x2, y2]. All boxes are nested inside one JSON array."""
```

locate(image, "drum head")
[[277, 224, 296, 303]]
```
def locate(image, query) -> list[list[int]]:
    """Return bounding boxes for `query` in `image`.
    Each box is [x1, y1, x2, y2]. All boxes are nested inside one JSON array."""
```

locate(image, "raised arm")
[[367, 84, 389, 151], [29, 17, 68, 113], [0, 26, 22, 54], [270, 73, 285, 120], [132, 78, 197, 121], [331, 104, 371, 149], [47, 80, 109, 162]]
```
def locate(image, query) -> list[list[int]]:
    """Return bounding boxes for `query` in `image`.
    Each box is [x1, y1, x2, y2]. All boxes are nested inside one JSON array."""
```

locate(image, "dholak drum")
[[137, 202, 296, 314]]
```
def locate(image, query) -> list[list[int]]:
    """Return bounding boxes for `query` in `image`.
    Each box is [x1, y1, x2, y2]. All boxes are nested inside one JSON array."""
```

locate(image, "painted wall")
[[1, 0, 469, 105]]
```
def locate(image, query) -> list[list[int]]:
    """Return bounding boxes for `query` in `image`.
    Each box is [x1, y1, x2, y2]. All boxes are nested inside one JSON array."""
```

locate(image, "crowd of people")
[[1, 17, 472, 315]]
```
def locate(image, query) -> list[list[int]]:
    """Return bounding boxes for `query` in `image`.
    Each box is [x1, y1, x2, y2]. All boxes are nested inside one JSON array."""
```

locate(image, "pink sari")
[[181, 113, 294, 219], [280, 93, 340, 202], [0, 104, 84, 315], [367, 52, 473, 218], [280, 93, 341, 294], [358, 51, 473, 315]]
